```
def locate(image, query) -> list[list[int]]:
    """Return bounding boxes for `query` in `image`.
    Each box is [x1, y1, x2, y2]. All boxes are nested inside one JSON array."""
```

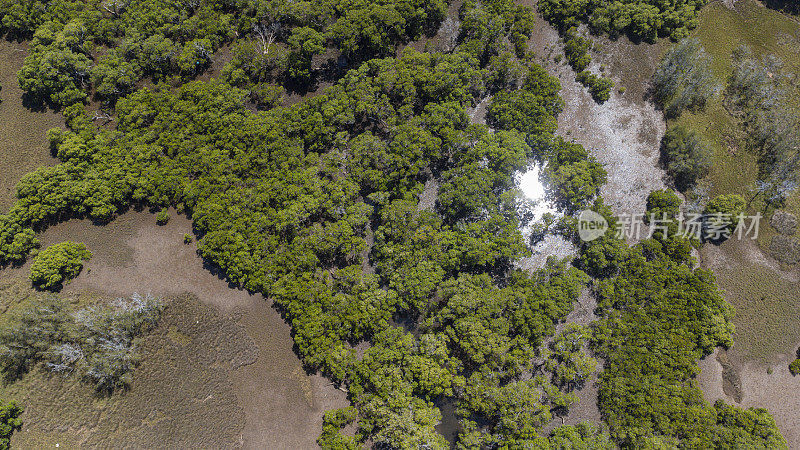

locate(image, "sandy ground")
[[698, 348, 800, 449], [1, 210, 347, 448]]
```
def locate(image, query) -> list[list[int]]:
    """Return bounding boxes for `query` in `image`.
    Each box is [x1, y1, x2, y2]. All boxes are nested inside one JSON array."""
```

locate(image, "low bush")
[[576, 71, 613, 103], [704, 194, 746, 240], [29, 242, 92, 290], [0, 400, 22, 448], [156, 210, 170, 225], [790, 359, 800, 376], [660, 125, 711, 191]]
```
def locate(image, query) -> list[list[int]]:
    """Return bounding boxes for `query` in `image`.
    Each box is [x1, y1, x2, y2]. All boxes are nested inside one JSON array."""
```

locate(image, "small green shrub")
[[704, 194, 746, 239], [577, 71, 613, 103], [156, 210, 170, 225], [645, 189, 682, 224], [29, 242, 92, 290], [0, 400, 23, 448], [790, 359, 800, 376], [563, 30, 592, 72], [661, 125, 711, 191], [184, 233, 193, 244]]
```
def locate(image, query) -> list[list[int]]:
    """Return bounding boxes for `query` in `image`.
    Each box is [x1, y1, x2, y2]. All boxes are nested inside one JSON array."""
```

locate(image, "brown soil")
[[1, 210, 347, 448], [0, 39, 63, 211]]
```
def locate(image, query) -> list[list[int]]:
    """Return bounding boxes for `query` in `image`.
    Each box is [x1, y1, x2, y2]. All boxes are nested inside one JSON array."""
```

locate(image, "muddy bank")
[[2, 210, 347, 448], [0, 40, 62, 211]]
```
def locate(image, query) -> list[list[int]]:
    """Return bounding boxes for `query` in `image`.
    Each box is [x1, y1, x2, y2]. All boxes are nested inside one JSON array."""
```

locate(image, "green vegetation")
[[576, 70, 613, 103], [661, 124, 712, 191], [704, 194, 746, 238], [652, 37, 717, 118], [538, 0, 708, 42], [0, 0, 789, 446], [0, 400, 22, 449], [155, 210, 169, 225], [563, 29, 592, 71], [790, 359, 800, 376], [0, 293, 163, 393], [645, 189, 682, 224], [562, 28, 614, 103], [29, 242, 91, 290], [588, 211, 784, 446]]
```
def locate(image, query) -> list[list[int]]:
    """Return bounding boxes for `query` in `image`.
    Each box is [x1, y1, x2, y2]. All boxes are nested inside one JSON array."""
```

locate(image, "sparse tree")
[[652, 38, 717, 118]]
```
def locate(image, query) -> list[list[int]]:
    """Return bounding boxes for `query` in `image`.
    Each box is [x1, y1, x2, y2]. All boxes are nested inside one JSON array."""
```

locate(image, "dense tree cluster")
[[0, 293, 163, 393], [587, 209, 784, 447], [5, 0, 450, 109], [538, 0, 708, 42], [0, 0, 788, 446], [0, 15, 606, 442], [29, 241, 91, 290]]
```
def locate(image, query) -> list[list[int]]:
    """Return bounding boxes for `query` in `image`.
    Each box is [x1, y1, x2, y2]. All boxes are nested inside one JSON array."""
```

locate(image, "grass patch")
[[0, 292, 256, 447], [0, 40, 63, 211], [677, 0, 800, 365]]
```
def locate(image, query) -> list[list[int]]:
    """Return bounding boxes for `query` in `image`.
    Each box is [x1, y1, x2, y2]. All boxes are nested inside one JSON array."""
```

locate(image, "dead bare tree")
[[102, 0, 128, 17], [254, 22, 281, 56]]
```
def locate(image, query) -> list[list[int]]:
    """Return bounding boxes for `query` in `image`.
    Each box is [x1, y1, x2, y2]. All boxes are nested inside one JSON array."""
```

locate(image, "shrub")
[[563, 30, 592, 72], [646, 189, 682, 223], [156, 210, 169, 225], [0, 400, 23, 448], [660, 125, 711, 191], [791, 359, 800, 376], [29, 242, 92, 290], [576, 71, 613, 103], [184, 233, 193, 244], [652, 38, 716, 118], [704, 194, 746, 240]]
